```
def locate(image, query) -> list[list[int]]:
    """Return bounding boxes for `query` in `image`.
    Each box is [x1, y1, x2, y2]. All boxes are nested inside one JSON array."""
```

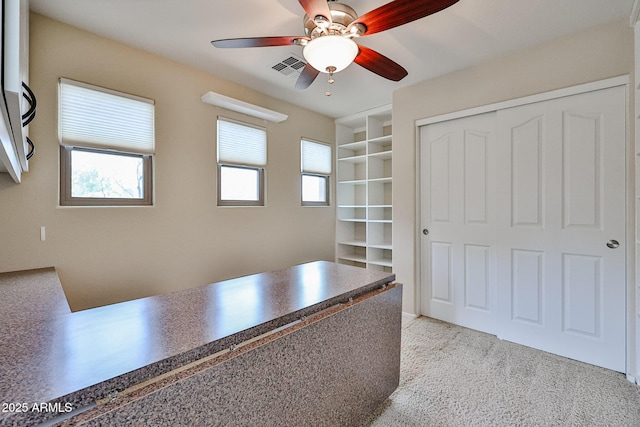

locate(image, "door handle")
[[606, 240, 620, 249], [422, 229, 429, 236]]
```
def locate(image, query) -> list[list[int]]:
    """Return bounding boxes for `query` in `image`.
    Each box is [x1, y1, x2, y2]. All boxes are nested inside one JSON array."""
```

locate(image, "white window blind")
[[58, 78, 155, 154], [301, 139, 332, 174], [217, 118, 267, 166]]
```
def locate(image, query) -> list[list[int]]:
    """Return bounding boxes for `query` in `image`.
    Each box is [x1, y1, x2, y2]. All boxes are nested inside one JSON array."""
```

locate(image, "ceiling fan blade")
[[298, 0, 332, 22], [212, 36, 308, 48], [354, 45, 408, 82], [350, 0, 459, 36], [295, 63, 320, 90]]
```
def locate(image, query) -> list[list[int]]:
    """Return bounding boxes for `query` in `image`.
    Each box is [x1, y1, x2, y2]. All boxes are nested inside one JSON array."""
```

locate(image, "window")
[[301, 139, 331, 206], [217, 117, 266, 206], [58, 78, 155, 206]]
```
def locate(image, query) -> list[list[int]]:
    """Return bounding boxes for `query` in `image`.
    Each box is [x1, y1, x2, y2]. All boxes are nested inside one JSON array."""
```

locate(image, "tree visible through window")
[[58, 78, 155, 206], [70, 149, 145, 199]]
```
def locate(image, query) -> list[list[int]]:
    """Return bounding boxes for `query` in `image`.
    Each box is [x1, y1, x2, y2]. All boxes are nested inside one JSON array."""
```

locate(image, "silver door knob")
[[606, 240, 620, 249], [422, 229, 429, 236]]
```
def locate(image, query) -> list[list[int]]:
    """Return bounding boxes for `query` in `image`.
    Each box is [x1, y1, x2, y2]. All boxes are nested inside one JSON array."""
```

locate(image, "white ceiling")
[[29, 0, 635, 118]]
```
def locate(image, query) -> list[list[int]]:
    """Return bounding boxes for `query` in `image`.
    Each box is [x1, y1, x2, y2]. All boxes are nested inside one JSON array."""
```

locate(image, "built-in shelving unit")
[[335, 105, 392, 272]]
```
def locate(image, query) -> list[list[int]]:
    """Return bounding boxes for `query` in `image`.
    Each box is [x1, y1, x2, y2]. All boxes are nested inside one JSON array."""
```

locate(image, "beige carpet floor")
[[364, 316, 640, 427]]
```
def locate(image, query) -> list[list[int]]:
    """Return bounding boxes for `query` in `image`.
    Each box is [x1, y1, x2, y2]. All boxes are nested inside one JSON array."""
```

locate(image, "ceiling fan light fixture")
[[302, 35, 358, 73]]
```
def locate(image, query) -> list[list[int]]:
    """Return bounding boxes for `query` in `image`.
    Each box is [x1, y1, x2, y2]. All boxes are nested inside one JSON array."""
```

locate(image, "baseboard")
[[626, 374, 637, 385], [402, 312, 418, 328]]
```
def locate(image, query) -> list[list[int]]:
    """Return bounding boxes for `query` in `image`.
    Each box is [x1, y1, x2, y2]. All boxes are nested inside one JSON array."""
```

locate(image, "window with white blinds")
[[217, 117, 267, 206], [217, 117, 267, 166], [58, 78, 155, 206], [301, 139, 331, 206], [58, 78, 155, 153], [301, 139, 332, 175]]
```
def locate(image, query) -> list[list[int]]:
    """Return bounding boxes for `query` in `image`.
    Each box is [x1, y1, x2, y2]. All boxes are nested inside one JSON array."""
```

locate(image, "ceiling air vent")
[[270, 55, 307, 79]]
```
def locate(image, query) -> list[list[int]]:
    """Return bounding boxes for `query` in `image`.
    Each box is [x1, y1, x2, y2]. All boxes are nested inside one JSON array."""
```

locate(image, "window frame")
[[58, 78, 155, 207], [217, 163, 265, 207], [300, 139, 332, 207], [301, 172, 330, 207], [60, 146, 153, 207], [216, 117, 267, 207]]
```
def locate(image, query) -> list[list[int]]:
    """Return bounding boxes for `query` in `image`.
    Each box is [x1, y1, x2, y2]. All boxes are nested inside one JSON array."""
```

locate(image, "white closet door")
[[420, 85, 626, 372], [420, 112, 498, 334], [495, 86, 626, 372]]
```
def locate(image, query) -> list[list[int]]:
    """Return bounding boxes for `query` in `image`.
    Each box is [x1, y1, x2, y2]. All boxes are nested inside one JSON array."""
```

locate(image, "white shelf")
[[369, 151, 392, 161], [368, 177, 392, 184], [337, 140, 367, 149], [338, 179, 366, 185], [335, 104, 393, 272], [338, 255, 368, 264], [338, 240, 367, 247], [368, 258, 393, 268], [368, 135, 392, 145], [368, 243, 392, 250], [338, 154, 367, 163]]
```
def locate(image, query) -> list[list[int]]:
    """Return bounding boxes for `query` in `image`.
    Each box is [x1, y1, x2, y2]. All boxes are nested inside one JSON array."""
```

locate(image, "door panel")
[[563, 112, 601, 229], [431, 242, 452, 302], [562, 253, 601, 337], [511, 249, 544, 325], [421, 112, 498, 334], [464, 131, 489, 224], [495, 86, 626, 372], [464, 244, 490, 311], [430, 135, 452, 223], [511, 116, 544, 227]]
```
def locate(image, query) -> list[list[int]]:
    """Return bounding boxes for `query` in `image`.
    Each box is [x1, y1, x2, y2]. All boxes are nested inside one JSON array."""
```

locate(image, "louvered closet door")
[[420, 112, 498, 335], [420, 85, 626, 372], [495, 86, 626, 372]]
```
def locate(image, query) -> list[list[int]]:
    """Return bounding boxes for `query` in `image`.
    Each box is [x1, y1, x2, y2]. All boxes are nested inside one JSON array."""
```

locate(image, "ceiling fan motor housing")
[[303, 2, 360, 38]]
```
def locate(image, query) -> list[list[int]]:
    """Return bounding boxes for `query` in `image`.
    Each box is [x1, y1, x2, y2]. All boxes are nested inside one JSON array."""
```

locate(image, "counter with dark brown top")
[[0, 261, 398, 426]]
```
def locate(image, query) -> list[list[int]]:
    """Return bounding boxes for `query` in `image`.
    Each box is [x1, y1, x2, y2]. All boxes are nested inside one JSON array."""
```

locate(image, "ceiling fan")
[[211, 0, 459, 91]]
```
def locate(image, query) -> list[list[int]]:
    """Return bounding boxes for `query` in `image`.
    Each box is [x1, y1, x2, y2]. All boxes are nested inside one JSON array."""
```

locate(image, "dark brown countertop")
[[0, 261, 394, 425]]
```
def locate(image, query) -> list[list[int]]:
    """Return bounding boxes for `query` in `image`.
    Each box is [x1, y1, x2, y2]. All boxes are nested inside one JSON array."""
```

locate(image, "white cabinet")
[[0, 0, 32, 183], [335, 105, 393, 272]]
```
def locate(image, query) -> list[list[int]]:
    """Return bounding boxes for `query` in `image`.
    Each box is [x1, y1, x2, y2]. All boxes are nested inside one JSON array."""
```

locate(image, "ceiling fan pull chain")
[[325, 66, 336, 96]]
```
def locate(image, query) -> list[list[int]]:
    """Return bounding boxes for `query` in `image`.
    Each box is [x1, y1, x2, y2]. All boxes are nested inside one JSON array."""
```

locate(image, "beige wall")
[[393, 18, 634, 314], [0, 13, 336, 311]]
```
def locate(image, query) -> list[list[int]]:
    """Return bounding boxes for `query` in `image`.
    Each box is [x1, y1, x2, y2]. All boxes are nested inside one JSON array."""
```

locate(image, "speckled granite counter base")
[[0, 262, 396, 426], [0, 268, 70, 331], [61, 284, 402, 427]]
